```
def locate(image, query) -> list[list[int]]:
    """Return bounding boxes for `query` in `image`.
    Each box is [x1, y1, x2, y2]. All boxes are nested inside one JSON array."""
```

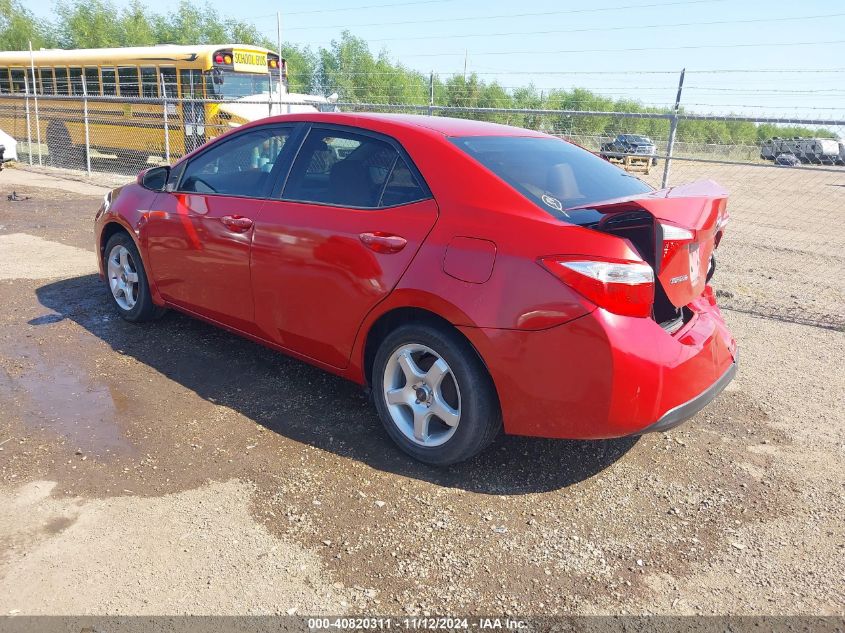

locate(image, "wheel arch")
[[361, 306, 498, 405], [98, 219, 164, 306], [99, 221, 134, 262]]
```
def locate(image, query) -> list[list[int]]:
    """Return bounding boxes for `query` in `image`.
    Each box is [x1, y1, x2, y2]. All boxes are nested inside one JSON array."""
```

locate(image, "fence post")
[[160, 74, 170, 164], [428, 71, 434, 116], [661, 68, 685, 189], [81, 74, 91, 176], [23, 75, 33, 166], [28, 41, 43, 167]]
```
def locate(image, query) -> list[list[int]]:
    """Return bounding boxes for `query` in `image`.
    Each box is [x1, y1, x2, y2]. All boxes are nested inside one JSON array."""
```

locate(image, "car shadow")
[[33, 274, 638, 495]]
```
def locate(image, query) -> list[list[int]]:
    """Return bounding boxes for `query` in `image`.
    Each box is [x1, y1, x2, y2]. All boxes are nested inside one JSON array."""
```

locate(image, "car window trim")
[[376, 154, 400, 208], [173, 123, 304, 199], [274, 122, 432, 209]]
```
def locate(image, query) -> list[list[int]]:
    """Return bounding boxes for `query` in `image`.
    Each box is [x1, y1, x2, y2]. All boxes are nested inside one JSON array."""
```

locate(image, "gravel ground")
[[0, 168, 842, 616]]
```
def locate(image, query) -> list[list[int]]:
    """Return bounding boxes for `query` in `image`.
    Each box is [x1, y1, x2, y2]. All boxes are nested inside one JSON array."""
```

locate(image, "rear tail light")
[[659, 221, 695, 270], [539, 256, 654, 318]]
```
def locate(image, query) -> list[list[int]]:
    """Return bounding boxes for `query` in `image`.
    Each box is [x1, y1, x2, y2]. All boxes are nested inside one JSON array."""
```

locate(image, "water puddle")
[[7, 344, 136, 456]]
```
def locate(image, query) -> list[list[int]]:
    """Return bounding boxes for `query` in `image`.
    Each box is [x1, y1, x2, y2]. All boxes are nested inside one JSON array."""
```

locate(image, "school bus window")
[[38, 67, 55, 95], [179, 69, 202, 98], [55, 67, 69, 95], [69, 67, 83, 95], [0, 68, 9, 94], [84, 67, 100, 95], [118, 66, 140, 97], [101, 67, 116, 95], [10, 68, 26, 93], [160, 66, 177, 98], [140, 66, 158, 98]]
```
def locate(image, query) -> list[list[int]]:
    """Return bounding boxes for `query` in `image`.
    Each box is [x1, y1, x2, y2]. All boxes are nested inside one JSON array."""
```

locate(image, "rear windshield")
[[451, 135, 652, 215]]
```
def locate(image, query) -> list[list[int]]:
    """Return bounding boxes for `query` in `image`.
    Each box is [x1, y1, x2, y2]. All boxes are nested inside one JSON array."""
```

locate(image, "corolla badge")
[[670, 274, 689, 285]]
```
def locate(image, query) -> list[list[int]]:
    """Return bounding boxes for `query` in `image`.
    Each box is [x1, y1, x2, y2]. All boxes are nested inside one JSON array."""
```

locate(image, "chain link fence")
[[4, 90, 844, 330]]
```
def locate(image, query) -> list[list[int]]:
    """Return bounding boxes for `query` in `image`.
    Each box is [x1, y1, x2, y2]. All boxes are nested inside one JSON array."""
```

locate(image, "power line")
[[288, 0, 455, 16], [286, 67, 845, 77], [242, 0, 455, 21], [279, 0, 728, 32], [399, 39, 845, 57], [319, 12, 845, 44]]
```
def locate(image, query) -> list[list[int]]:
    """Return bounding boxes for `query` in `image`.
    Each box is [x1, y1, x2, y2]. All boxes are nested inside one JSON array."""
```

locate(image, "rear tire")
[[103, 232, 162, 322], [372, 323, 501, 465]]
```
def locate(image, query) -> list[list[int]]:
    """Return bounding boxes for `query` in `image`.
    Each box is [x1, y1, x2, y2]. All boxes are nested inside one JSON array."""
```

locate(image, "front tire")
[[103, 232, 161, 322], [372, 323, 501, 465]]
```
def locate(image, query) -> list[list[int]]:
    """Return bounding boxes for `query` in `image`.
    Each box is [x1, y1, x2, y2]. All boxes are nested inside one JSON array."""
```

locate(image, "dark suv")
[[600, 134, 658, 165]]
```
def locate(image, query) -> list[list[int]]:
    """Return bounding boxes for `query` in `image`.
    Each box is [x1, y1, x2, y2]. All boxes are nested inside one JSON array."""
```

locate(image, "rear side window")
[[282, 128, 428, 208], [0, 68, 9, 93], [451, 136, 652, 214], [178, 127, 292, 197]]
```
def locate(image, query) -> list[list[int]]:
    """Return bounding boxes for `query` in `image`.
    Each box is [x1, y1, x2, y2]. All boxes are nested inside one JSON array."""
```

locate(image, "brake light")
[[215, 54, 224, 63], [659, 222, 694, 270], [539, 256, 654, 318]]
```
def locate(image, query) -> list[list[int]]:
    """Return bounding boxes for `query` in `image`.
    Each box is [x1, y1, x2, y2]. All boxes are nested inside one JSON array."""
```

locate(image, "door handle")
[[359, 232, 407, 254], [221, 215, 254, 232]]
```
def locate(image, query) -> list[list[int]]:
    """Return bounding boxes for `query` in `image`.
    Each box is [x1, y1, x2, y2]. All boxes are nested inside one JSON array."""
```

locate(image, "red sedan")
[[94, 113, 737, 465]]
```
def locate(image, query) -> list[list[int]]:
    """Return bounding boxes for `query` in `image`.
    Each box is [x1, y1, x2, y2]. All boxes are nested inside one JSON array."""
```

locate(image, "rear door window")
[[281, 128, 427, 208], [451, 135, 652, 214]]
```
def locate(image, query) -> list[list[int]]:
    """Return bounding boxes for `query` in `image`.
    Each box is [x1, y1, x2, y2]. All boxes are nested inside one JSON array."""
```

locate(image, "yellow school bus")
[[0, 44, 285, 164]]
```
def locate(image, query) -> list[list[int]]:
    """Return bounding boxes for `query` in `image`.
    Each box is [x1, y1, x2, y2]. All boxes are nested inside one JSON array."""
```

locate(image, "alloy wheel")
[[107, 244, 139, 311], [382, 343, 461, 447]]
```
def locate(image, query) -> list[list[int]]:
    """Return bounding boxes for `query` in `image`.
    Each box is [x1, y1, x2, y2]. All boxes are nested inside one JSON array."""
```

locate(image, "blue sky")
[[36, 0, 845, 117]]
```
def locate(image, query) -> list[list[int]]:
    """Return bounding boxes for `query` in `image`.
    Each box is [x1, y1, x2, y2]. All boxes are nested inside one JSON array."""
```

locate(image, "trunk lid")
[[568, 180, 729, 318]]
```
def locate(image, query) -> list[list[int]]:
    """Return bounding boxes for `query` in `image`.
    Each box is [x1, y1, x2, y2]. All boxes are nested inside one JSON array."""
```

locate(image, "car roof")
[[251, 112, 548, 138]]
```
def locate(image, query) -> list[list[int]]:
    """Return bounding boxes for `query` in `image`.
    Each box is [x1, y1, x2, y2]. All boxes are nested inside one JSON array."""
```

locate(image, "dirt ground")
[[0, 165, 842, 616]]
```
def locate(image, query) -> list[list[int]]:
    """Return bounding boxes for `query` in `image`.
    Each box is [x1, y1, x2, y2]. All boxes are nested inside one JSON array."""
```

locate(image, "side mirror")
[[139, 165, 170, 191], [212, 68, 224, 85]]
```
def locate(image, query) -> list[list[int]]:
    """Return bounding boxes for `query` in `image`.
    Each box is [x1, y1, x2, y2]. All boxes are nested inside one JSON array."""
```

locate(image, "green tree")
[[0, 0, 56, 49]]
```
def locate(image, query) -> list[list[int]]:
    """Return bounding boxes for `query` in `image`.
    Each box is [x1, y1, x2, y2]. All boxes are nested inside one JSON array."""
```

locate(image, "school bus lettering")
[[232, 50, 267, 73]]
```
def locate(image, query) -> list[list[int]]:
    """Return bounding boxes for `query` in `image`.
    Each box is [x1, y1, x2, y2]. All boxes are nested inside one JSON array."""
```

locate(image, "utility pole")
[[277, 11, 287, 114], [463, 50, 468, 80], [661, 67, 685, 189], [428, 71, 434, 116]]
